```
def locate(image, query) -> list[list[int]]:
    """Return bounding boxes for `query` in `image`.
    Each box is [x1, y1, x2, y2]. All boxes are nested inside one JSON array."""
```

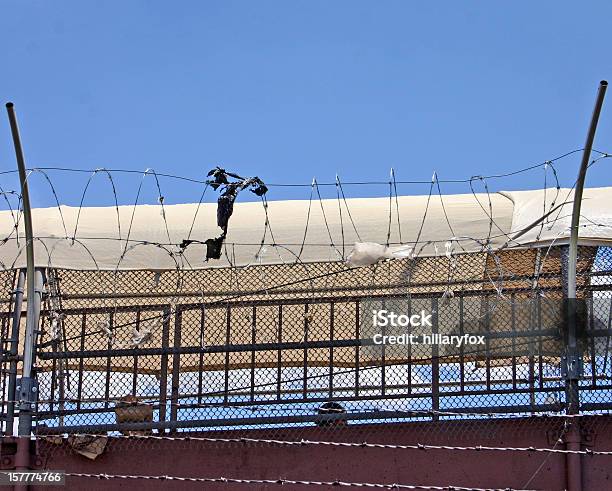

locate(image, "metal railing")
[[1, 246, 609, 438]]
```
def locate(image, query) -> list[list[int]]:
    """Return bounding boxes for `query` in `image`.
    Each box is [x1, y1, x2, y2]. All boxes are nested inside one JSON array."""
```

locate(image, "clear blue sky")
[[1, 1, 611, 208]]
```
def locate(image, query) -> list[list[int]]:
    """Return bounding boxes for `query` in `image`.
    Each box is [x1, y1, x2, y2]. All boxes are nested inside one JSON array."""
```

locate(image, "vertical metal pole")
[[6, 102, 41, 431], [6, 103, 35, 314], [563, 81, 607, 491], [431, 298, 439, 421], [567, 80, 607, 300], [564, 80, 607, 411], [5, 270, 25, 435], [6, 103, 43, 487]]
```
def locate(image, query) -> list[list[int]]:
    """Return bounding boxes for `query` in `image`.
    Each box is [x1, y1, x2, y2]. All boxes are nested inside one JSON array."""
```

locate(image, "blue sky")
[[1, 1, 611, 208]]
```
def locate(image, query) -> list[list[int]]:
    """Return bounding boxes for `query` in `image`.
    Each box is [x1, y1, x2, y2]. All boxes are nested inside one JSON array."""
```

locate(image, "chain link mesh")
[[1, 245, 611, 457]]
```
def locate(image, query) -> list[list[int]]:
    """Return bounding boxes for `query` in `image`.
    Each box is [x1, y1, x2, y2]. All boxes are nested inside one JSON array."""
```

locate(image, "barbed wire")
[[62, 472, 533, 490], [13, 145, 608, 187], [0, 148, 606, 256], [35, 432, 612, 457]]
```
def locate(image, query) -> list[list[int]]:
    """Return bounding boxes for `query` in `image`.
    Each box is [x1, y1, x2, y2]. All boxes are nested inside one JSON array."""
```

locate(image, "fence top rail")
[[34, 285, 595, 318]]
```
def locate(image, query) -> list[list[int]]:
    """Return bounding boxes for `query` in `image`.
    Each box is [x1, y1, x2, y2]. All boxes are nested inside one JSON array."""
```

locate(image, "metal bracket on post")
[[561, 353, 583, 380], [16, 378, 39, 410]]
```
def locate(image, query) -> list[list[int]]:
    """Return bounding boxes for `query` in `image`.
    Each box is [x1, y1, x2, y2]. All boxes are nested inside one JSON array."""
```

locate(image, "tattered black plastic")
[[180, 168, 268, 261]]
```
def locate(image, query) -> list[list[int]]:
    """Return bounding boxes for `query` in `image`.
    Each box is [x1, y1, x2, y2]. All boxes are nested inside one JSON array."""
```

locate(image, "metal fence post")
[[565, 81, 607, 415], [431, 297, 439, 421], [6, 103, 44, 488], [563, 81, 607, 491]]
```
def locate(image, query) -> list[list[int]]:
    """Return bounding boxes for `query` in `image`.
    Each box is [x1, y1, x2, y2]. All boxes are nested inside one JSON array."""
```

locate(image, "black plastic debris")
[[204, 236, 224, 261], [179, 168, 268, 261], [211, 168, 267, 235]]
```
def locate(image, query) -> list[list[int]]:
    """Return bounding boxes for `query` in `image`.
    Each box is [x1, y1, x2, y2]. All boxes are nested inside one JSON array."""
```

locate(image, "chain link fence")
[[2, 245, 612, 455]]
